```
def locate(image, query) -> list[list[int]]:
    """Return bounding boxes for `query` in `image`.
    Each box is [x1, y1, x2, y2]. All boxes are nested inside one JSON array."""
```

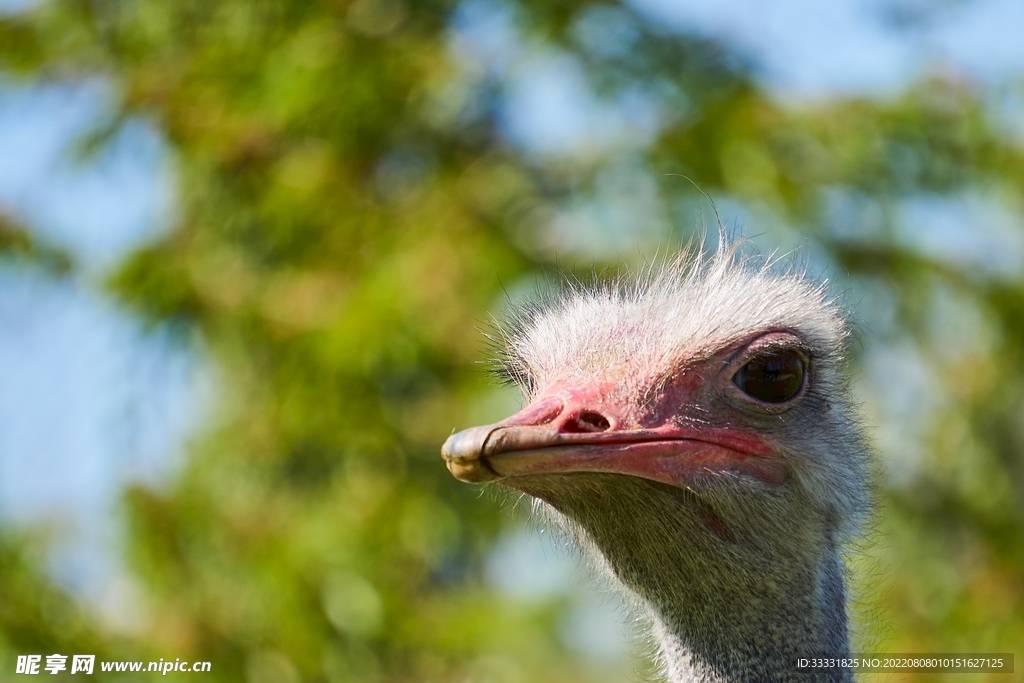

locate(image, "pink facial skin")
[[441, 331, 809, 490], [481, 383, 785, 488]]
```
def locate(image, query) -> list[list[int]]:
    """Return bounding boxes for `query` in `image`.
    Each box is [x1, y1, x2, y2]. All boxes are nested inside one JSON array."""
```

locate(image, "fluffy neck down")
[[516, 473, 853, 683]]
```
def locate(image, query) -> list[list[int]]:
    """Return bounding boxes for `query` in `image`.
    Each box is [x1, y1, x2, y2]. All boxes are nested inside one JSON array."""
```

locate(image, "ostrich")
[[441, 241, 870, 683]]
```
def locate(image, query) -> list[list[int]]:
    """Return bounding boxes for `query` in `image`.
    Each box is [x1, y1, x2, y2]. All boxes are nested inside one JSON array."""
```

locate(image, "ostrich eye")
[[732, 349, 805, 403]]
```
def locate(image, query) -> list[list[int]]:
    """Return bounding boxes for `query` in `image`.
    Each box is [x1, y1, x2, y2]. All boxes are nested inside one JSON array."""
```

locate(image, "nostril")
[[564, 411, 611, 433]]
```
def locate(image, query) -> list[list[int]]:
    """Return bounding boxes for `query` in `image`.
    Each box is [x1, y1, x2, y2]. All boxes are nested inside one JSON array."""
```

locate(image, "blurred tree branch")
[[0, 214, 72, 273]]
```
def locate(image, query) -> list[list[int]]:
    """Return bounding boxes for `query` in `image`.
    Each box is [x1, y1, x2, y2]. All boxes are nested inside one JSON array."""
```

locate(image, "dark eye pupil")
[[733, 350, 805, 403]]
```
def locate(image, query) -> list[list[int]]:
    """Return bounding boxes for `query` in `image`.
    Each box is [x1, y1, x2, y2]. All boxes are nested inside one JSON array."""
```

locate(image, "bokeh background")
[[1, 0, 1023, 681]]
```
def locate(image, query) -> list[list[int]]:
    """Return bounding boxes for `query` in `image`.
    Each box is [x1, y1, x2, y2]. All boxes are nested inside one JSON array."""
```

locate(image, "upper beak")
[[442, 423, 572, 482], [441, 419, 722, 485]]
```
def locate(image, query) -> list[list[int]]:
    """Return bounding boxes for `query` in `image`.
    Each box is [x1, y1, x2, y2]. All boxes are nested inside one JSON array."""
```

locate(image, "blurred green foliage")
[[0, 216, 71, 273], [1, 1, 1023, 682]]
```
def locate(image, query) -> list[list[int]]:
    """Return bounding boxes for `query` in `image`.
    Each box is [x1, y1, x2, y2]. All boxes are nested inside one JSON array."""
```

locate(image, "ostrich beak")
[[442, 424, 559, 482], [442, 399, 785, 488]]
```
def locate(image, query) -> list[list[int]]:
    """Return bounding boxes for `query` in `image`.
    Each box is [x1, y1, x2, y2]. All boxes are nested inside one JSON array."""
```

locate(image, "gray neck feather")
[[516, 474, 854, 683], [651, 548, 851, 682]]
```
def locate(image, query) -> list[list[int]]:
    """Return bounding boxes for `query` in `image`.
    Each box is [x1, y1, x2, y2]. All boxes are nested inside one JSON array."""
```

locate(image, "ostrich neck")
[[515, 473, 853, 683], [649, 548, 851, 683]]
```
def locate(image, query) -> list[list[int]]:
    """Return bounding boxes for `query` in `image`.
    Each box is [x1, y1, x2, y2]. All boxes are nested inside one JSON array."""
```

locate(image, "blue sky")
[[0, 79, 203, 603], [632, 0, 1024, 98], [0, 0, 1022, 644]]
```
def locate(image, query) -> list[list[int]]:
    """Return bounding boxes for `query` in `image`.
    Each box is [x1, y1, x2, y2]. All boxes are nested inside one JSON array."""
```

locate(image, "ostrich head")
[[442, 242, 870, 682]]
